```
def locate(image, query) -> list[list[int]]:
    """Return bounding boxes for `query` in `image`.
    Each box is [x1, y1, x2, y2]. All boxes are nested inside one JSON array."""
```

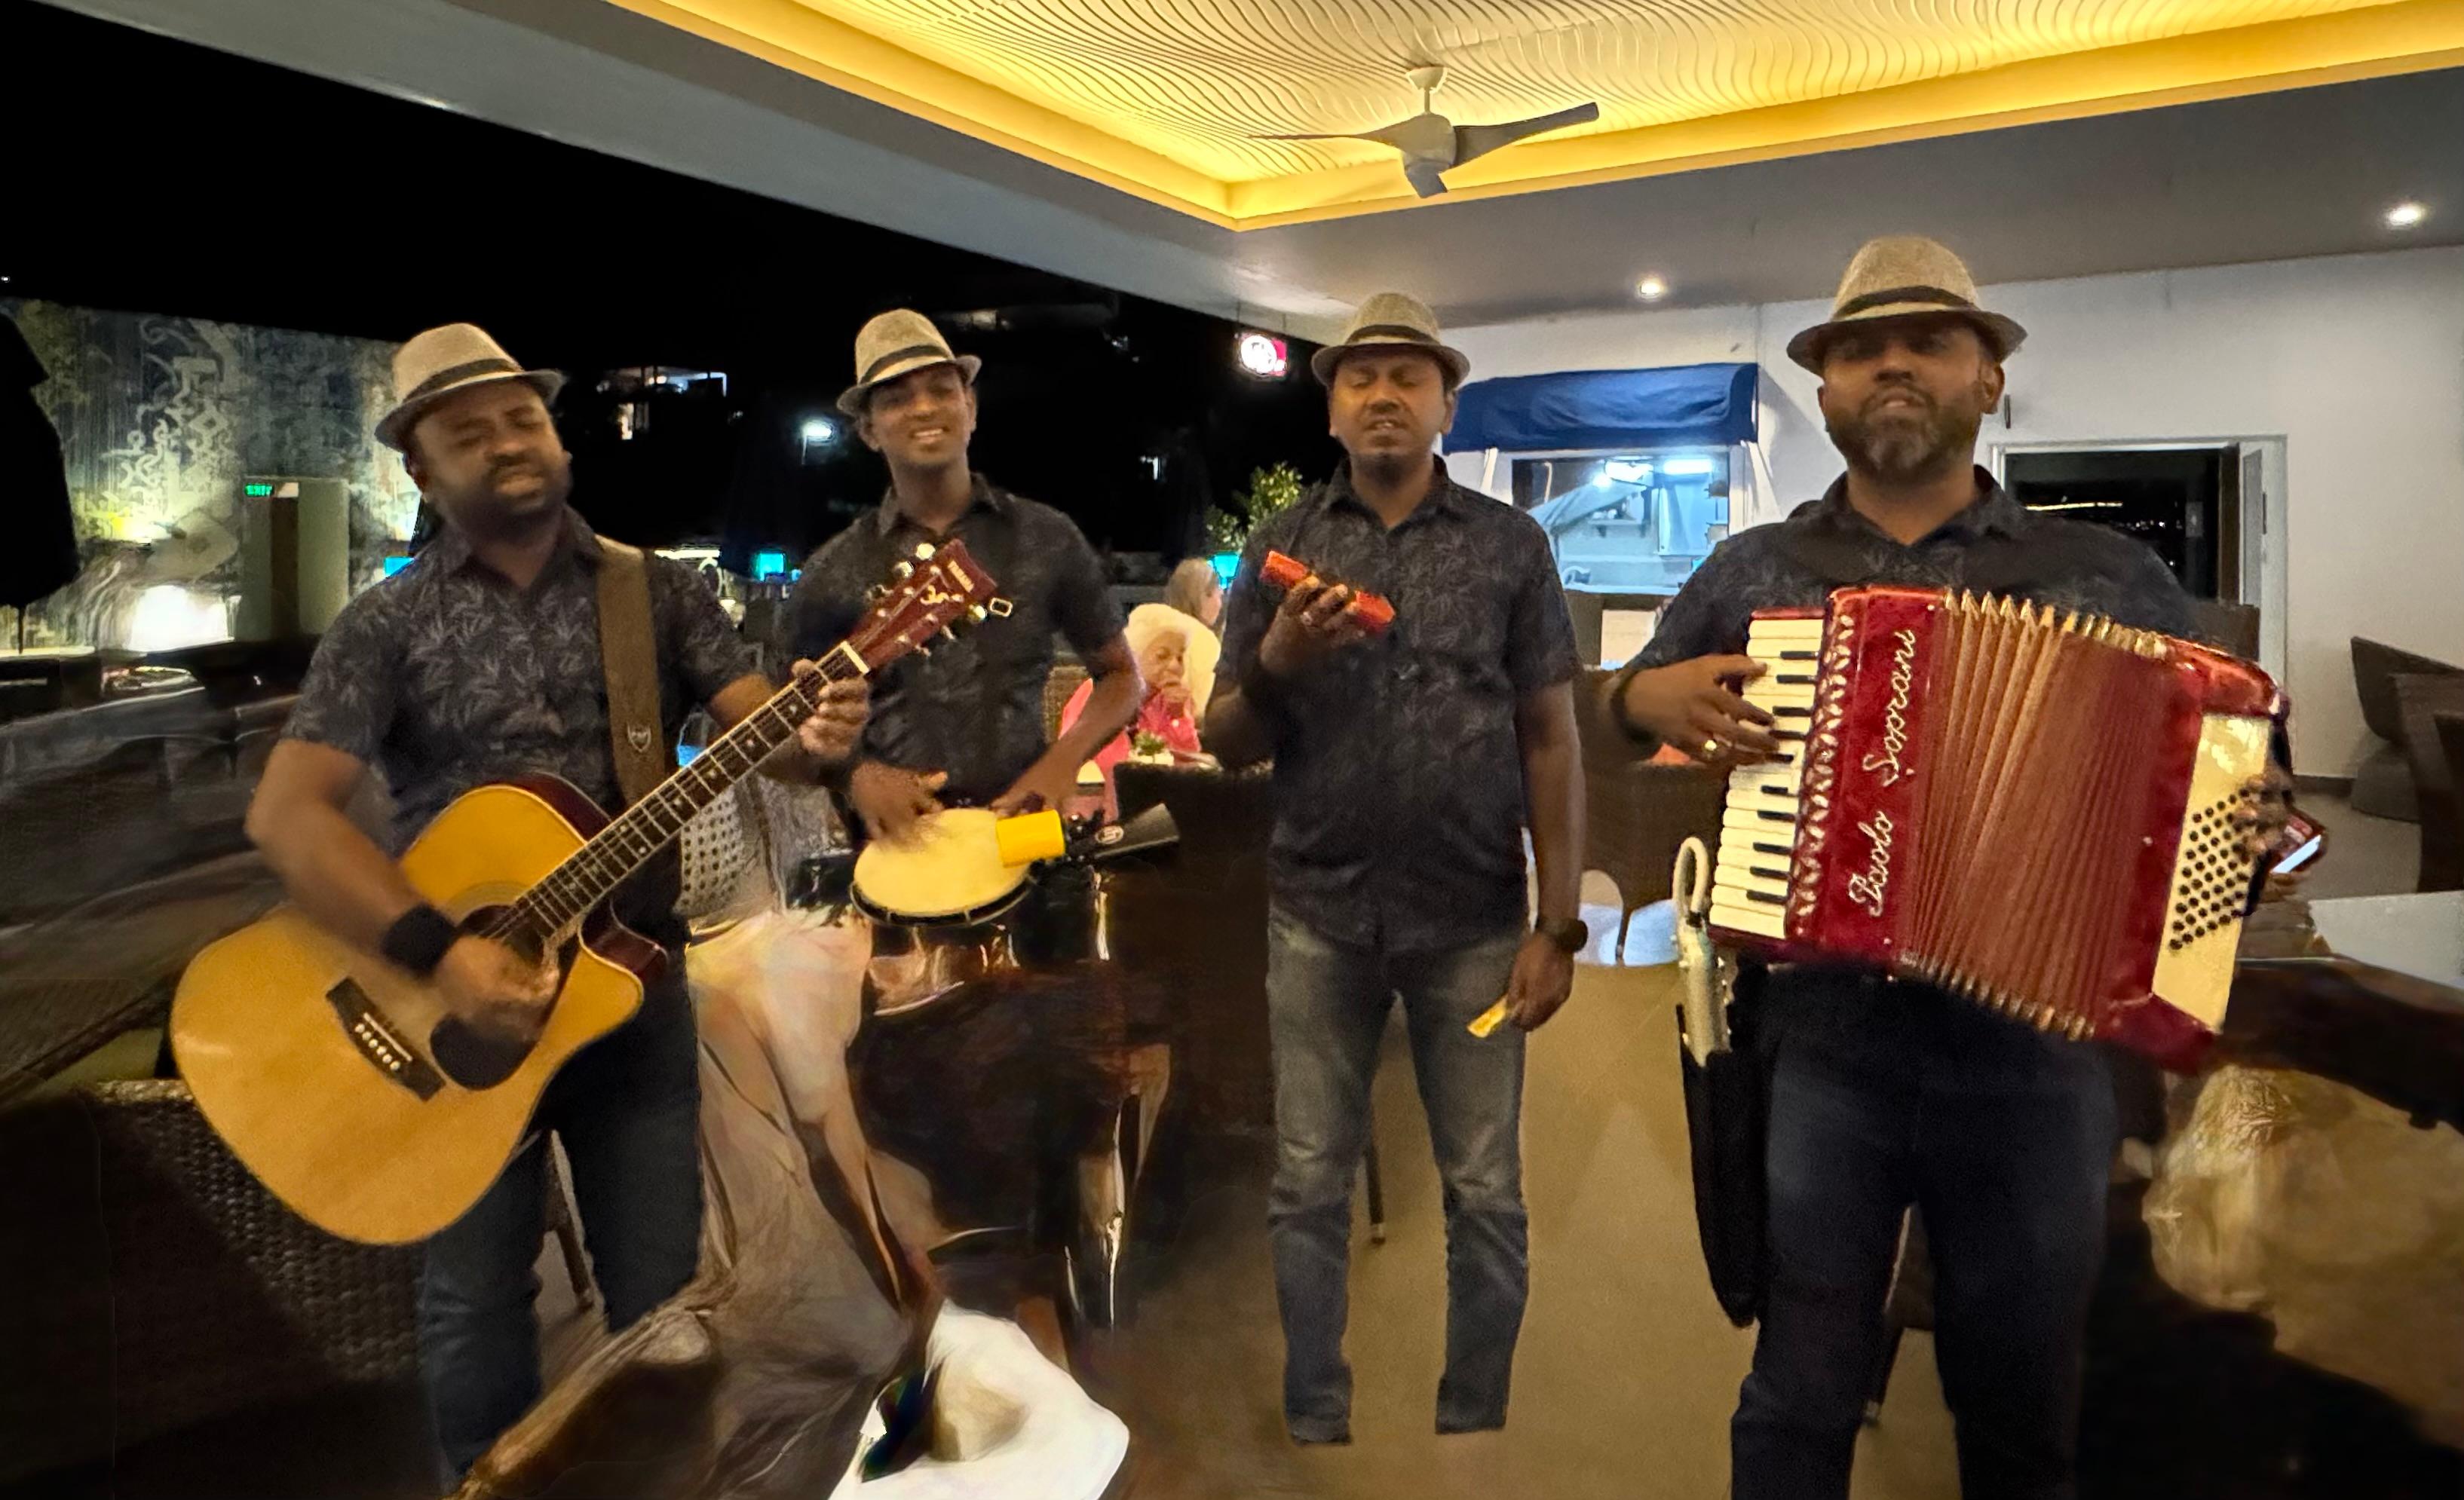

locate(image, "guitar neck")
[[513, 644, 866, 935]]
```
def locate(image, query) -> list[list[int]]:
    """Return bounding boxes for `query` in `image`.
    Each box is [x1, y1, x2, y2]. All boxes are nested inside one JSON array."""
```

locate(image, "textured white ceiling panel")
[[793, 0, 2407, 179]]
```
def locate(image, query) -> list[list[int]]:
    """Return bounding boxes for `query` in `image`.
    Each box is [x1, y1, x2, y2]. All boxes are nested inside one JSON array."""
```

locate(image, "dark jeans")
[[1733, 971, 2116, 1500], [1264, 906, 1528, 1441], [418, 960, 704, 1486]]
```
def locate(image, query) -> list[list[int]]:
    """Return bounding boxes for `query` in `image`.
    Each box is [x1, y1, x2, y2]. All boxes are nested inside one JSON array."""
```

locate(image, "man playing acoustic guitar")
[[244, 324, 869, 1486]]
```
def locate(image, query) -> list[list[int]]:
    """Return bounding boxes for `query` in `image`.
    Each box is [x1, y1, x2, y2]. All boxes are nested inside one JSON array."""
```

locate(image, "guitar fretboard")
[[502, 645, 863, 938]]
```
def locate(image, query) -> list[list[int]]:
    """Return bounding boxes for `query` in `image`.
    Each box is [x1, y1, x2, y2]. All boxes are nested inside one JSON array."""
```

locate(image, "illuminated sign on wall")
[[1236, 332, 1289, 380]]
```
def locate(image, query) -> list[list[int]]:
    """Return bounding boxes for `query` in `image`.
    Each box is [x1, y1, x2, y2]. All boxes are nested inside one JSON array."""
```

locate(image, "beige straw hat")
[[1786, 236, 2027, 374], [375, 323, 564, 451], [1309, 291, 1471, 387], [837, 309, 984, 417]]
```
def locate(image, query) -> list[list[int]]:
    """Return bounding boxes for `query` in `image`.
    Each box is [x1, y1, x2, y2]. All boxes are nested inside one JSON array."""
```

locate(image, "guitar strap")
[[595, 534, 673, 808]]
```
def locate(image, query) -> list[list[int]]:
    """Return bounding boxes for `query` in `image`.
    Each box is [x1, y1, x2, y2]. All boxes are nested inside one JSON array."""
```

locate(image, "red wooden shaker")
[[1261, 550, 1396, 635]]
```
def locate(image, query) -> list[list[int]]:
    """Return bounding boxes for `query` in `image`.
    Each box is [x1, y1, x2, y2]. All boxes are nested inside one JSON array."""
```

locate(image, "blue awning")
[[1444, 362, 1759, 454]]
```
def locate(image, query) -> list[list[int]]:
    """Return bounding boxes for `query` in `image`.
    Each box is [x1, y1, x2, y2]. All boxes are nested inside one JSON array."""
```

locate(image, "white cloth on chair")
[[830, 1306, 1129, 1499]]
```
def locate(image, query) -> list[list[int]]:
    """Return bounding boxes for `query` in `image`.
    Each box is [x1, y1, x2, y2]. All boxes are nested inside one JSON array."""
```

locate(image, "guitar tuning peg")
[[893, 561, 915, 580], [912, 642, 933, 657], [967, 604, 990, 623], [864, 583, 888, 604], [912, 543, 936, 561], [939, 624, 958, 641]]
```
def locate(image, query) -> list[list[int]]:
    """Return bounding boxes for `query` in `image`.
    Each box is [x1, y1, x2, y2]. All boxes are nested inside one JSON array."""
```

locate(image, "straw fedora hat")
[[375, 323, 564, 451], [1786, 236, 2027, 374], [837, 309, 983, 417], [1309, 291, 1471, 387]]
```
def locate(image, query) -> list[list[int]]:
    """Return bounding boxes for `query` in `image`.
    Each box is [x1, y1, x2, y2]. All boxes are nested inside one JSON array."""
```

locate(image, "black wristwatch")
[[1537, 916, 1589, 954]]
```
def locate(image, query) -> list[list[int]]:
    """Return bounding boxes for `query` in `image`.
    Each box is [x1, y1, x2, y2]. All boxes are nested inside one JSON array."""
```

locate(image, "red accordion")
[[1705, 585, 2285, 1070]]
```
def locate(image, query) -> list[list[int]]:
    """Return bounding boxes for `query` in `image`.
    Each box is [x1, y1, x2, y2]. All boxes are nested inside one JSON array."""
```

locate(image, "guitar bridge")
[[326, 978, 445, 1100]]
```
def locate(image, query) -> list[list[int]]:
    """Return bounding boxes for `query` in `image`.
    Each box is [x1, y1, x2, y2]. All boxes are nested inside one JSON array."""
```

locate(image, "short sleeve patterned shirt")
[[784, 477, 1125, 806], [283, 506, 759, 928], [1216, 463, 1580, 953]]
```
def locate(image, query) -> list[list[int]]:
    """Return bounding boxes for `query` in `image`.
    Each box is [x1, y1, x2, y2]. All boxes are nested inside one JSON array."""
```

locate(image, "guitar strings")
[[480, 654, 857, 947]]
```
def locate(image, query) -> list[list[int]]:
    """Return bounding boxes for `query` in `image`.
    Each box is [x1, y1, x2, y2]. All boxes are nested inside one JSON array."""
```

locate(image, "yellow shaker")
[[994, 807, 1068, 867]]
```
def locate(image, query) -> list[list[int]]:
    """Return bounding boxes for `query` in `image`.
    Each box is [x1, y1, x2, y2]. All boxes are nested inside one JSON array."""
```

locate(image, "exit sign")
[[244, 482, 275, 497]]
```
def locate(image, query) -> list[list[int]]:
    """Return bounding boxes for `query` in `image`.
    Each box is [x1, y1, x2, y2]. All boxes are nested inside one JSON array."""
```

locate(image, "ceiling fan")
[[1259, 63, 1600, 198]]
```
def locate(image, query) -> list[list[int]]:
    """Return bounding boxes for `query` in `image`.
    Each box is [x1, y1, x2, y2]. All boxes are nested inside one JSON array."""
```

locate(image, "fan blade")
[[1402, 158, 1451, 198], [1451, 102, 1600, 167]]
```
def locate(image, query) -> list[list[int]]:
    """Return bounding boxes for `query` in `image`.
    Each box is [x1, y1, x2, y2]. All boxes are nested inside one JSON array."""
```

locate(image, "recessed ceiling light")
[[1635, 275, 1669, 302], [2386, 201, 2429, 229]]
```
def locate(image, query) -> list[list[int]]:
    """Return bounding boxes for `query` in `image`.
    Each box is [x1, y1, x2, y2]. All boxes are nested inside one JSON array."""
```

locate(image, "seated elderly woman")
[[1061, 602, 1217, 791]]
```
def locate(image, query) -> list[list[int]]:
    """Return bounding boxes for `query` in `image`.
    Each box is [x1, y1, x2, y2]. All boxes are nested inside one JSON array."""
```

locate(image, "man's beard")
[[1349, 435, 1430, 482], [1827, 390, 1983, 484], [443, 458, 570, 539]]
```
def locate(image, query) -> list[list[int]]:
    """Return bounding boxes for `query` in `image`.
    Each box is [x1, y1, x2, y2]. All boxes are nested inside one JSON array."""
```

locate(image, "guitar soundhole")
[[428, 1018, 529, 1091], [425, 911, 573, 1091]]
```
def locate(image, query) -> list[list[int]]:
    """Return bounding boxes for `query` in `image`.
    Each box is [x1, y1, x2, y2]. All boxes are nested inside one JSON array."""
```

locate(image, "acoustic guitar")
[[172, 541, 1000, 1244]]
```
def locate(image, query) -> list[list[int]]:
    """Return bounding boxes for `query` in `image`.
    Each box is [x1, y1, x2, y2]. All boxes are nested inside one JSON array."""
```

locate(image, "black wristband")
[[381, 904, 460, 978], [1603, 669, 1662, 751]]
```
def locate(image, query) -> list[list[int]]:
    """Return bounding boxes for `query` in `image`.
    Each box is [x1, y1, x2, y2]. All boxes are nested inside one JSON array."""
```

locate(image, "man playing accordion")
[[1607, 236, 2297, 1500]]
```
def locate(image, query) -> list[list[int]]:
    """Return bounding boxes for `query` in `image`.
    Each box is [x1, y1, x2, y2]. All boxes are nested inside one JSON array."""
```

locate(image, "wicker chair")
[[1573, 669, 1728, 957], [0, 691, 300, 1104], [1042, 662, 1090, 741], [2397, 675, 2464, 892], [0, 1081, 422, 1483]]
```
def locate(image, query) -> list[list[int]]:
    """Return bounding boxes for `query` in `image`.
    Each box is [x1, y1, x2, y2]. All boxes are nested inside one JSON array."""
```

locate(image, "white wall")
[[1447, 247, 2464, 773]]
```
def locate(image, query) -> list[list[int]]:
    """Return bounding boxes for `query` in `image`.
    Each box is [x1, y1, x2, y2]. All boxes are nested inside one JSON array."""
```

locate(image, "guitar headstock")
[[845, 539, 1004, 674]]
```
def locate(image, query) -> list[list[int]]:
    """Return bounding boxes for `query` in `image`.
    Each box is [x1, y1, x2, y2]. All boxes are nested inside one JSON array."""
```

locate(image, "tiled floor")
[[1083, 960, 1962, 1500], [1080, 790, 2447, 1499]]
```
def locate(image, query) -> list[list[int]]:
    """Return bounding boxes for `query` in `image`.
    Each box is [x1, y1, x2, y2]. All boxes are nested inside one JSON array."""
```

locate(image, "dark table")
[[2225, 892, 2464, 1133]]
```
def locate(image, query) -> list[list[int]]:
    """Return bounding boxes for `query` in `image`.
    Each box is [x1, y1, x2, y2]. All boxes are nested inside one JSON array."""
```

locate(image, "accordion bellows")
[[1708, 586, 2285, 1070]]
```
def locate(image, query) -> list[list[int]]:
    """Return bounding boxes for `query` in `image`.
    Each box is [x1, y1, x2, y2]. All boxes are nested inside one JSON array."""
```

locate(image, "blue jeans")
[[1265, 906, 1528, 1440], [1733, 971, 2116, 1500], [418, 963, 704, 1486]]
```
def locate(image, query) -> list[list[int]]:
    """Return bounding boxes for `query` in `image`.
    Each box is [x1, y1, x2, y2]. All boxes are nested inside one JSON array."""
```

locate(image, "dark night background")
[[2, 1, 1341, 572]]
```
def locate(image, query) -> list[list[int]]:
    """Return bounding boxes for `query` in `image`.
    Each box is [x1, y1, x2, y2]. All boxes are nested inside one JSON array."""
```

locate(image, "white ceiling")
[[1251, 63, 2464, 325], [625, 0, 2432, 198], [45, 0, 2464, 335]]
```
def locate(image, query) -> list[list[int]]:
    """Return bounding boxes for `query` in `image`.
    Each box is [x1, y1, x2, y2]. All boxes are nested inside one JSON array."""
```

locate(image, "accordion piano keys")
[[1709, 615, 1823, 941]]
